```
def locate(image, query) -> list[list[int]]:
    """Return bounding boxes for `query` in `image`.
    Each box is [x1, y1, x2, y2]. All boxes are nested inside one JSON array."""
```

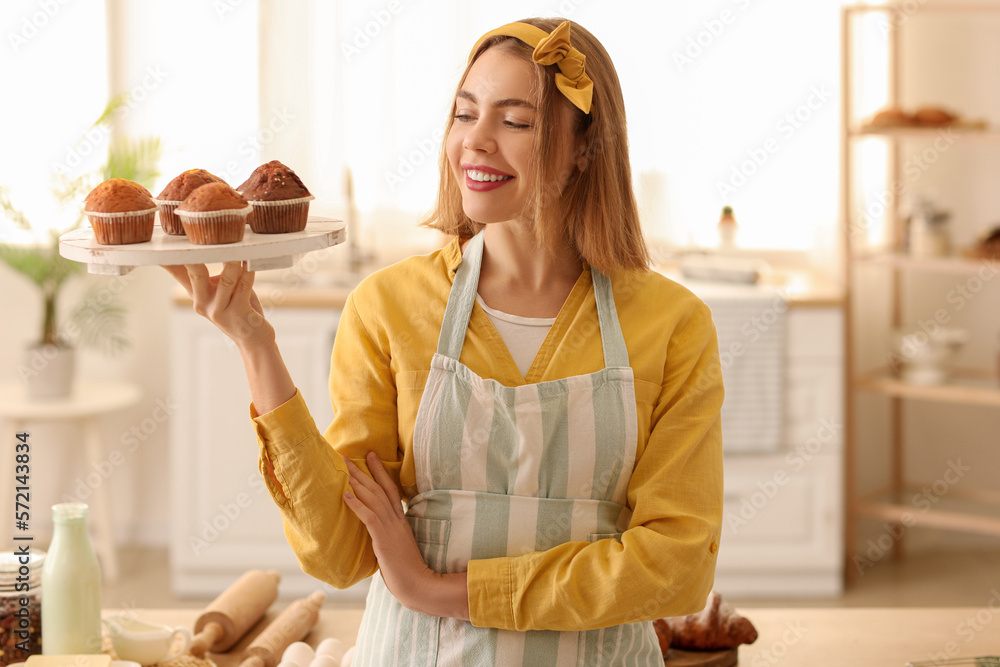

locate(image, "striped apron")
[[353, 231, 662, 666]]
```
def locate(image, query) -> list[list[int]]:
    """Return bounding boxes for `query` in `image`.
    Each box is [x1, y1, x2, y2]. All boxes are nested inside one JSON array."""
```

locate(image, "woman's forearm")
[[237, 337, 297, 416]]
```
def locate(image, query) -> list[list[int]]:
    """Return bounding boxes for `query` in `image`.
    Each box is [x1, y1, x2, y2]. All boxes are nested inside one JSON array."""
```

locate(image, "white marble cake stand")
[[59, 217, 346, 275]]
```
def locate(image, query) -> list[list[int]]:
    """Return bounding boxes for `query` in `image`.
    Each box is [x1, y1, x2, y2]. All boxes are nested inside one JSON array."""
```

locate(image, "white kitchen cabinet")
[[168, 304, 368, 599], [170, 295, 843, 599], [714, 305, 844, 598]]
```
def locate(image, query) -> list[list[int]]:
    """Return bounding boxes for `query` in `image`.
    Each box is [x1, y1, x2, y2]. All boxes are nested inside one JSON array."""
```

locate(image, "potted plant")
[[0, 97, 161, 398]]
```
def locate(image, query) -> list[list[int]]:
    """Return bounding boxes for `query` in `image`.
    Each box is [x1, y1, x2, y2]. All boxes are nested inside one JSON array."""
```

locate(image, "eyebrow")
[[456, 90, 536, 110]]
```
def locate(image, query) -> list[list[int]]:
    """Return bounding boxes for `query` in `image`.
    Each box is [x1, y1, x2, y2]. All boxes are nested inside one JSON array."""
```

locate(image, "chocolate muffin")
[[84, 178, 157, 245], [175, 182, 251, 245], [237, 160, 313, 233], [156, 169, 226, 235]]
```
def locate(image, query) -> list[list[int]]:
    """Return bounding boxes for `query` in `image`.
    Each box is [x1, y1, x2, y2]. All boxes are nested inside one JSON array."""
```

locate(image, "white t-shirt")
[[476, 295, 556, 377]]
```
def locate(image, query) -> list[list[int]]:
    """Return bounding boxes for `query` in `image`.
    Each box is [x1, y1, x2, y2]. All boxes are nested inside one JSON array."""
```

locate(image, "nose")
[[462, 118, 496, 154]]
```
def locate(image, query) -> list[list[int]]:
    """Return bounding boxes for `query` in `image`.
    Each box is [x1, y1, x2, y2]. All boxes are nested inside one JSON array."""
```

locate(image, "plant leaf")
[[103, 136, 162, 189], [0, 186, 32, 231], [66, 282, 131, 358], [92, 93, 130, 128]]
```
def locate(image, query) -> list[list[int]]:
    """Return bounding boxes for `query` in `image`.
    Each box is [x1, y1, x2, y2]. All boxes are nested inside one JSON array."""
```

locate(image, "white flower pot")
[[18, 344, 76, 399]]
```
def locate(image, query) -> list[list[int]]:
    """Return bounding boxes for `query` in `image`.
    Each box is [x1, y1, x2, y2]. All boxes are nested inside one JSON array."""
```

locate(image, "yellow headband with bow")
[[470, 20, 594, 115]]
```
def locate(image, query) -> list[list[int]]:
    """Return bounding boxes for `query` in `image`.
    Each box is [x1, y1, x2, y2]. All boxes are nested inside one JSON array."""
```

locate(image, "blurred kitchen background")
[[1, 0, 998, 610]]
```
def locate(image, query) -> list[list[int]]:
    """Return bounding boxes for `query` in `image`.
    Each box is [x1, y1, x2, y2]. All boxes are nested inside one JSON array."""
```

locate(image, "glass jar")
[[0, 549, 45, 665], [909, 206, 952, 258]]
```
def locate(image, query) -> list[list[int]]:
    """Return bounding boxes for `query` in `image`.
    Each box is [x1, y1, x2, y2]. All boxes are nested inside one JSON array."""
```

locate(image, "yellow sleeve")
[[466, 302, 724, 631], [251, 291, 402, 589]]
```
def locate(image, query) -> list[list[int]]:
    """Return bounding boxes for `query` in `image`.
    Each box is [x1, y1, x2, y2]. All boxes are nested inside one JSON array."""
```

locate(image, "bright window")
[[3, 1, 850, 255], [0, 0, 109, 236]]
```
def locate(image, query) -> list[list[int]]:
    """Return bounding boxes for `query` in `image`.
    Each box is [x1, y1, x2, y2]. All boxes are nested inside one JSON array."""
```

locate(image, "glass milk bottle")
[[42, 503, 102, 654]]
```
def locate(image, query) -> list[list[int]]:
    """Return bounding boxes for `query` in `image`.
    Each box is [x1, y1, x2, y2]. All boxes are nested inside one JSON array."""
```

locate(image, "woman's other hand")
[[344, 452, 470, 620], [163, 261, 274, 352]]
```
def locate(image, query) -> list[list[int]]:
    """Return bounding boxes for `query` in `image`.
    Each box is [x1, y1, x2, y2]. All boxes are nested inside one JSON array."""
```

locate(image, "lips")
[[462, 164, 513, 192]]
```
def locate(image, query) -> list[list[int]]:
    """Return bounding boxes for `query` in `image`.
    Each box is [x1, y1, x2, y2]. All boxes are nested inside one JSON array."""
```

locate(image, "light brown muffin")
[[175, 182, 251, 244], [84, 179, 157, 245]]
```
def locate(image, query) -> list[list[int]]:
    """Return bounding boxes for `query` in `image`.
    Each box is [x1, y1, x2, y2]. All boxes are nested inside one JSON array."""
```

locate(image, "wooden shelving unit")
[[841, 3, 1000, 580]]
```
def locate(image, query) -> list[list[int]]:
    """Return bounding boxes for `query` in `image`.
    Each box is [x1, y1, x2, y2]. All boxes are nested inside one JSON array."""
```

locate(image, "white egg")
[[315, 638, 346, 662], [310, 655, 340, 667], [340, 647, 355, 667], [282, 641, 316, 666], [277, 660, 301, 667]]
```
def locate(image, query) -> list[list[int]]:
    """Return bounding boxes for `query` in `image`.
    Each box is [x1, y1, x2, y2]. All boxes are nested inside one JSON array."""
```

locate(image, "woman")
[[167, 17, 723, 667]]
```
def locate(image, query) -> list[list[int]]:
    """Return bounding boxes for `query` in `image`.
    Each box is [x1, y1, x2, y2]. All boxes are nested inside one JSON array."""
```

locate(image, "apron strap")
[[591, 268, 630, 368], [436, 231, 485, 359], [436, 230, 630, 368]]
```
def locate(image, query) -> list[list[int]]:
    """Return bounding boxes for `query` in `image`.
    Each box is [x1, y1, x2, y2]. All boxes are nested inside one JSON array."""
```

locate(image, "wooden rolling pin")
[[238, 591, 327, 667], [190, 569, 282, 657]]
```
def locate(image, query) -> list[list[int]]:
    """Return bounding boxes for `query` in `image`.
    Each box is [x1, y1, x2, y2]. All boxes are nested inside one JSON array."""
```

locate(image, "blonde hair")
[[421, 17, 649, 274]]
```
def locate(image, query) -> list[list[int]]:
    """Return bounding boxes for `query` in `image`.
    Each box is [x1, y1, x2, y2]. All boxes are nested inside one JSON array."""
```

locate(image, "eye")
[[453, 111, 477, 123], [504, 119, 532, 130]]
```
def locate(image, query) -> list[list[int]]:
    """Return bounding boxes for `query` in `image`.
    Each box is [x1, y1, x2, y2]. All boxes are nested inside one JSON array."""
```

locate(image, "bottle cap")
[[52, 502, 89, 521]]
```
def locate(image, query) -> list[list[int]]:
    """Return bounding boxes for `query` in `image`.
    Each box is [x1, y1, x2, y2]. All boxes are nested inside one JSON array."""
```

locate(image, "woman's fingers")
[[185, 264, 212, 311], [209, 262, 244, 317], [233, 263, 257, 310], [344, 457, 388, 510], [161, 265, 193, 296], [344, 455, 401, 519], [366, 452, 405, 519]]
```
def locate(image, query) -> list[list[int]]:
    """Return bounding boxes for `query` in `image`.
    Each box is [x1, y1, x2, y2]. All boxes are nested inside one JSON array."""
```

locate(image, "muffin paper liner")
[[176, 205, 252, 245], [153, 198, 184, 235], [247, 194, 314, 233], [85, 207, 157, 245]]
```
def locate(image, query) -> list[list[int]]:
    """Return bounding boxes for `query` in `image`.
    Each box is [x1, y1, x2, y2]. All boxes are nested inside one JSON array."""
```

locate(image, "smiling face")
[[446, 45, 578, 227]]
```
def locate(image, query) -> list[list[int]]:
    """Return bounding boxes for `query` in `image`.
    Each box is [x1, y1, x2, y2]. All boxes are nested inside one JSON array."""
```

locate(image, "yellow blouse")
[[251, 237, 724, 632]]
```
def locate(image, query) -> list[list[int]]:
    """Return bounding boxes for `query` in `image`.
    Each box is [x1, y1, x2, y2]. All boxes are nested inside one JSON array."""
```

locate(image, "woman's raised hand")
[[163, 262, 274, 351]]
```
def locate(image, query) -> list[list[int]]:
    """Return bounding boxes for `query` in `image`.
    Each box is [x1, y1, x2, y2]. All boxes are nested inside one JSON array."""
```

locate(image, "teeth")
[[467, 169, 511, 183]]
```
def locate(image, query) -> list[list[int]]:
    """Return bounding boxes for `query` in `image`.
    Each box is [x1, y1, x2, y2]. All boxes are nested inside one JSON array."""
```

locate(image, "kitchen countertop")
[[129, 606, 996, 666], [171, 263, 842, 310]]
